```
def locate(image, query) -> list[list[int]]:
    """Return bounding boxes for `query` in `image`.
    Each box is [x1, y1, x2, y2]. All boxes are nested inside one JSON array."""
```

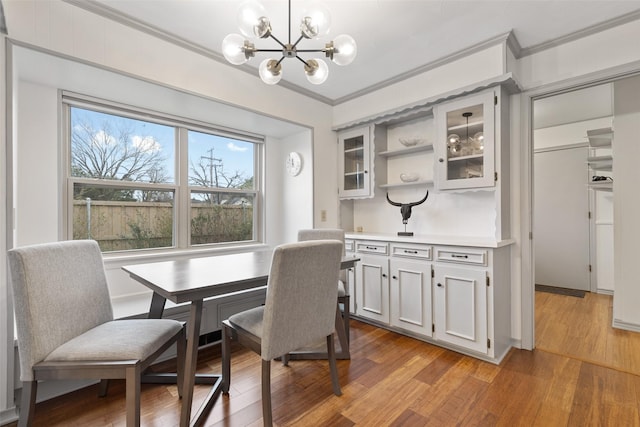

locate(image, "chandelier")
[[222, 0, 357, 85]]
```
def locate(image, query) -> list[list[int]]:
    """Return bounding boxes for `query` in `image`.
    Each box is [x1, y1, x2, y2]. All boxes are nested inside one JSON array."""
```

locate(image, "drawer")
[[391, 244, 432, 260], [356, 241, 389, 255], [344, 239, 355, 253], [435, 247, 487, 266]]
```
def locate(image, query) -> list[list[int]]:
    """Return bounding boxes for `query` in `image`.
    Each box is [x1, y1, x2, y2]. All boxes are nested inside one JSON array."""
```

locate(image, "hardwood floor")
[[6, 292, 640, 426]]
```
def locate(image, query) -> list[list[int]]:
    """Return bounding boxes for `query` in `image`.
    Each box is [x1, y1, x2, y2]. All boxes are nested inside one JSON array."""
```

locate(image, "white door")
[[534, 147, 590, 291]]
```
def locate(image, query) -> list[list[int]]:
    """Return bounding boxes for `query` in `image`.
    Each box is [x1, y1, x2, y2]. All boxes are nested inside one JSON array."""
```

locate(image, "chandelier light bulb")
[[259, 58, 282, 85], [300, 2, 332, 39], [222, 34, 250, 65], [330, 34, 357, 65], [305, 59, 329, 85], [237, 0, 270, 39]]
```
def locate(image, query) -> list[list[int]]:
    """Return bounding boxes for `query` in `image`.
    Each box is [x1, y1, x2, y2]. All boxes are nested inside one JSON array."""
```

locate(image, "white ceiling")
[[89, 0, 640, 104]]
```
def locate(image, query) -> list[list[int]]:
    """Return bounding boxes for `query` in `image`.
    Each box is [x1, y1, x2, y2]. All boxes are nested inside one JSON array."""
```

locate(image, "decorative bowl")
[[400, 172, 419, 183], [399, 137, 425, 147]]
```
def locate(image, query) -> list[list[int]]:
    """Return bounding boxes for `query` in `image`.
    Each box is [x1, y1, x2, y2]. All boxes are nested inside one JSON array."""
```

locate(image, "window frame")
[[61, 92, 265, 253]]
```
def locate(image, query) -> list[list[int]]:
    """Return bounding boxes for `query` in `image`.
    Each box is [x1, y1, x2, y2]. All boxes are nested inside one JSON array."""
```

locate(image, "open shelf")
[[379, 180, 433, 189], [379, 144, 433, 158]]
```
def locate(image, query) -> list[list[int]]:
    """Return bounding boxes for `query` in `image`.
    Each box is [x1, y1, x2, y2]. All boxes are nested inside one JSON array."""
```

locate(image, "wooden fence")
[[73, 200, 253, 251]]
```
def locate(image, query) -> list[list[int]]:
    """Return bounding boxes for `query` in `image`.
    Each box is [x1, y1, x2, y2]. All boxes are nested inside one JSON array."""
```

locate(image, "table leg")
[[148, 292, 167, 319], [180, 299, 202, 426]]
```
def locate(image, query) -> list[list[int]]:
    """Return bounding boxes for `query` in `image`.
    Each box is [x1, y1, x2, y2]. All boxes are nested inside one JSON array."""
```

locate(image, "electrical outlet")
[[320, 210, 327, 222]]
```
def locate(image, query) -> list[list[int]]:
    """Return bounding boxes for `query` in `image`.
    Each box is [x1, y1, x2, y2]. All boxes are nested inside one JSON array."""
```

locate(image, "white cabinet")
[[338, 125, 374, 199], [434, 90, 497, 190], [355, 241, 390, 323], [433, 263, 488, 354], [345, 239, 356, 314], [389, 248, 432, 337], [347, 234, 512, 363]]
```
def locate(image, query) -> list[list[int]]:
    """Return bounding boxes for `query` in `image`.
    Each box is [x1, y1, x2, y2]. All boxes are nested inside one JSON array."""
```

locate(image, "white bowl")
[[399, 137, 425, 147], [400, 173, 419, 182]]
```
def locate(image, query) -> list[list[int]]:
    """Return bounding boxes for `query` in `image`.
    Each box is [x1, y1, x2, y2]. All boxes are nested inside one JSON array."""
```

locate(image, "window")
[[64, 94, 262, 252]]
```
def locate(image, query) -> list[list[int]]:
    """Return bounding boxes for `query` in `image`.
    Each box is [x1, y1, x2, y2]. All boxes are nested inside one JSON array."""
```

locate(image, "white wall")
[[612, 74, 640, 330]]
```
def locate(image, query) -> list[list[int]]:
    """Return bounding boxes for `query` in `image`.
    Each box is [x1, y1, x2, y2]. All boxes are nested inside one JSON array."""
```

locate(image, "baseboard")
[[0, 406, 19, 426], [613, 318, 640, 333], [596, 288, 614, 296]]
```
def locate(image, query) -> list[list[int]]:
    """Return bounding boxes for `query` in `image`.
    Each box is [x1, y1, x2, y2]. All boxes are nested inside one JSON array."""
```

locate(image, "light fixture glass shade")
[[237, 0, 270, 38], [222, 34, 249, 65], [300, 2, 331, 39], [259, 58, 282, 85], [331, 34, 357, 65], [305, 58, 329, 85]]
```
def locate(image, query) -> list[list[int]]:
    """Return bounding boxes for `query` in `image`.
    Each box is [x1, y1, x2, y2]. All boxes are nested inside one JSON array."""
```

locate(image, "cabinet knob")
[[392, 275, 398, 280], [438, 158, 444, 163], [364, 170, 368, 173], [437, 283, 443, 288], [382, 273, 387, 278]]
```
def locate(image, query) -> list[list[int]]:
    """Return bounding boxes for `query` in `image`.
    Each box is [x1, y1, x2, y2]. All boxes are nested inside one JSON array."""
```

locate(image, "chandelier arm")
[[291, 34, 306, 49], [295, 56, 311, 67], [269, 34, 287, 49], [253, 49, 284, 53], [288, 0, 292, 44], [295, 49, 325, 53]]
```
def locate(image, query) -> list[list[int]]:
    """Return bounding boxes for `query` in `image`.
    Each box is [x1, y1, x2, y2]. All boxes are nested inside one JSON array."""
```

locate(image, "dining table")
[[122, 248, 359, 427]]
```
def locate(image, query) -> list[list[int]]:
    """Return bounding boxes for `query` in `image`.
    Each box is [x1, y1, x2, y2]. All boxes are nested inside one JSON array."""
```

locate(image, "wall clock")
[[286, 151, 302, 176]]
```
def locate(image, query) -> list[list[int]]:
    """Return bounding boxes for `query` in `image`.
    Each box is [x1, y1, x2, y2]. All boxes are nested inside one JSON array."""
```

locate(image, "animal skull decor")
[[386, 191, 429, 236]]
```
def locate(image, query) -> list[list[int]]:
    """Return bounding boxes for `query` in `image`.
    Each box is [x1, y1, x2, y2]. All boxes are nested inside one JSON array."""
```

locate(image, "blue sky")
[[71, 107, 254, 185]]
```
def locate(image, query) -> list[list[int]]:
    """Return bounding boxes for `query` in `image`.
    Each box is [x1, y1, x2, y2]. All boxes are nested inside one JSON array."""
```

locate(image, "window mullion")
[[176, 127, 190, 249]]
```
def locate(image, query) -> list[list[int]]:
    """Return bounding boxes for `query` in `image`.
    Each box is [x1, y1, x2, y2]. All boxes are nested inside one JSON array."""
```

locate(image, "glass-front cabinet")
[[338, 125, 373, 199], [435, 91, 495, 190]]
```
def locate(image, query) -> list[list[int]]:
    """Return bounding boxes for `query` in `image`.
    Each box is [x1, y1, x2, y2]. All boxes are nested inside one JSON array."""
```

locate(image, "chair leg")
[[342, 295, 351, 344], [261, 359, 273, 427], [98, 379, 109, 397], [175, 325, 186, 399], [326, 334, 342, 396], [18, 380, 37, 427], [221, 323, 232, 394], [125, 365, 141, 427]]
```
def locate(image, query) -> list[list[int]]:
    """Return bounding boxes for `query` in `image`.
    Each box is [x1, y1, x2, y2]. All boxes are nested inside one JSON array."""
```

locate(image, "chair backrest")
[[261, 240, 343, 360], [297, 228, 345, 282], [8, 240, 114, 381]]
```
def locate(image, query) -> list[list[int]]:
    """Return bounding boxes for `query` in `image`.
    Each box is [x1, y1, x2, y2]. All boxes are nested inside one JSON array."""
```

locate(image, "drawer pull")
[[366, 246, 378, 250], [451, 254, 468, 259], [404, 250, 418, 254]]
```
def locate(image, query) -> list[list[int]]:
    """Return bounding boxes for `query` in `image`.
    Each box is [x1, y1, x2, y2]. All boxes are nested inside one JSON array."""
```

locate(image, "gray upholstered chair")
[[221, 240, 343, 427], [8, 240, 186, 427], [298, 228, 351, 347]]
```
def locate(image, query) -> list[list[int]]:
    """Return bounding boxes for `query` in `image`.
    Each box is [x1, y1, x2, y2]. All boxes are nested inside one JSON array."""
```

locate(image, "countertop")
[[345, 232, 515, 249]]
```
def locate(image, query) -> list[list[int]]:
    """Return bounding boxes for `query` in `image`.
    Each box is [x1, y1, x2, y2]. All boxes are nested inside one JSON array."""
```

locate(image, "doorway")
[[532, 83, 614, 293], [532, 82, 615, 356]]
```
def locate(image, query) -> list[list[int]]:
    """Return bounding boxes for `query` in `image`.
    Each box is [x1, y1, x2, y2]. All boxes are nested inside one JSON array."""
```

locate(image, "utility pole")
[[201, 148, 222, 203]]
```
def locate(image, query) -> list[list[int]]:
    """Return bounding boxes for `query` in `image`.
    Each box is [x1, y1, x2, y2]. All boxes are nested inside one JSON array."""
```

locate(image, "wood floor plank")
[[9, 291, 640, 426]]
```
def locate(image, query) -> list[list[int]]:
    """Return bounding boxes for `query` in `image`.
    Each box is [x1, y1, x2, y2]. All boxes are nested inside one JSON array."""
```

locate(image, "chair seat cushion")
[[43, 319, 182, 362], [228, 306, 265, 339], [338, 280, 346, 298]]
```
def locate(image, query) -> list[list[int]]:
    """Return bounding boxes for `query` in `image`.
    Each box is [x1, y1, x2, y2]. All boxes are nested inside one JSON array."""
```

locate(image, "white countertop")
[[345, 232, 515, 248]]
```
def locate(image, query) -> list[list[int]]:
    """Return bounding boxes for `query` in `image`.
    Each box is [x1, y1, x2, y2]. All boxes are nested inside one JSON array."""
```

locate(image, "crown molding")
[[63, 0, 335, 105], [519, 9, 640, 58]]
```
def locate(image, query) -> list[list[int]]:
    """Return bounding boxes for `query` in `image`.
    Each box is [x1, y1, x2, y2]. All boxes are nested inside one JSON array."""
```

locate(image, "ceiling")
[[86, 0, 640, 104]]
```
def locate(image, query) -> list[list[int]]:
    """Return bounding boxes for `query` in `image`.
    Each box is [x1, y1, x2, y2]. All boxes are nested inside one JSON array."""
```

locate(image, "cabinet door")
[[435, 91, 495, 190], [355, 254, 389, 323], [346, 264, 356, 314], [338, 126, 372, 199], [433, 265, 488, 354], [390, 258, 432, 337]]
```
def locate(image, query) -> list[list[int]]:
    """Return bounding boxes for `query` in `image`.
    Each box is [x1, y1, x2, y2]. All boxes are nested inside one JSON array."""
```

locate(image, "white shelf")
[[448, 153, 484, 162], [588, 155, 613, 170], [588, 181, 613, 191], [587, 127, 613, 147], [379, 180, 433, 189], [379, 144, 433, 158]]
